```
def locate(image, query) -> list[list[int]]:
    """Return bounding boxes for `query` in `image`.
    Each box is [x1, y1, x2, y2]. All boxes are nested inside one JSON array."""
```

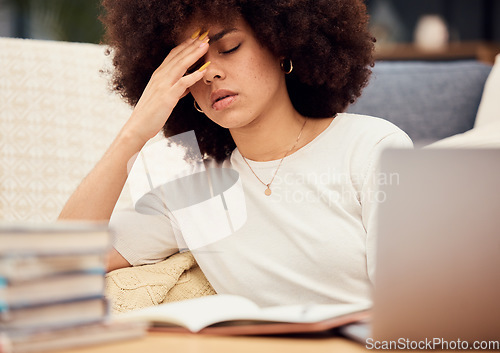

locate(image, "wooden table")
[[59, 332, 367, 353], [58, 331, 469, 353]]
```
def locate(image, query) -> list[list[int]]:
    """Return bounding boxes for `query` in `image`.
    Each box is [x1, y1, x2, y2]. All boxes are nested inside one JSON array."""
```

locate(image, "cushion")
[[426, 54, 500, 149], [348, 60, 492, 143], [105, 251, 216, 313], [474, 54, 500, 128], [0, 37, 133, 222], [425, 121, 500, 149]]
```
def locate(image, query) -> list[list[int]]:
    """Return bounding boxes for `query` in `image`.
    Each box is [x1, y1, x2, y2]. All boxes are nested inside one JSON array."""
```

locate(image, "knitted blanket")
[[105, 252, 216, 313]]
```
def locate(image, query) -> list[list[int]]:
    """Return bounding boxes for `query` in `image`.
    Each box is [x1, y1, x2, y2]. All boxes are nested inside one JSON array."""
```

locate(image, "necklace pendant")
[[264, 187, 272, 196]]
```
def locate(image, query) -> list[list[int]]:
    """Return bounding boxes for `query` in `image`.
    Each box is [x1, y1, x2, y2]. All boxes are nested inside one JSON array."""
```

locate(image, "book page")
[[115, 294, 371, 332], [247, 302, 371, 323], [116, 295, 260, 332]]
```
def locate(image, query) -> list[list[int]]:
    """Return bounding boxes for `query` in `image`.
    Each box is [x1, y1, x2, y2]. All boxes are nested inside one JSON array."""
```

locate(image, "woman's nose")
[[202, 60, 224, 84]]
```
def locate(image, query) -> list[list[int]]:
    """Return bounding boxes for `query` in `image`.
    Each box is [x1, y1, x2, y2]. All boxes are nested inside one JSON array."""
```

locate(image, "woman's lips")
[[210, 89, 238, 111], [212, 95, 237, 111]]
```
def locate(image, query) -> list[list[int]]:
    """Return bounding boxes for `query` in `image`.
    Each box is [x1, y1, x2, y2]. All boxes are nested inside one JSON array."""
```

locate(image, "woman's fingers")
[[122, 31, 211, 142], [157, 30, 209, 73], [150, 40, 209, 102], [165, 29, 203, 59], [172, 63, 211, 98], [151, 42, 208, 93]]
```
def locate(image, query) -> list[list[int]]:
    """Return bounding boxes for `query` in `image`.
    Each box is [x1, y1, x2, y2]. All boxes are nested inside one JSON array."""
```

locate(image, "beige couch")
[[1, 37, 499, 311], [0, 37, 132, 222]]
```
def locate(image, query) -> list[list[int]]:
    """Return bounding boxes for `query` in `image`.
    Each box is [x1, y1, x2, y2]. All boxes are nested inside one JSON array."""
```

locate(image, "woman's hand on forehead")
[[122, 29, 212, 144]]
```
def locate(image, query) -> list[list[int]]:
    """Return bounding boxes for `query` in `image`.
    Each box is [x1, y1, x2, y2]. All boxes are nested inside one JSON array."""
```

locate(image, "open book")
[[115, 294, 371, 336]]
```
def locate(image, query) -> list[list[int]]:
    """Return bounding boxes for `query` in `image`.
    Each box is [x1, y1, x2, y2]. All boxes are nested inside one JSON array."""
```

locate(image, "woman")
[[60, 0, 412, 306]]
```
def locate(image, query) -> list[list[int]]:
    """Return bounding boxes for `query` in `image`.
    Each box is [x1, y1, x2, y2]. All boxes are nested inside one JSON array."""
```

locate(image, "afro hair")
[[101, 0, 375, 162]]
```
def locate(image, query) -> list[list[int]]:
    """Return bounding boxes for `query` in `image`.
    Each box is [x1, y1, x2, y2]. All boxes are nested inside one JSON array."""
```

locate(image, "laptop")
[[343, 148, 500, 346]]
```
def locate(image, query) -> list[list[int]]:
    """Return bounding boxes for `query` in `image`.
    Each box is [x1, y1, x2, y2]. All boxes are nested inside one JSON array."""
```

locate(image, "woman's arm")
[[59, 32, 210, 272], [107, 247, 132, 272], [58, 129, 145, 221], [58, 32, 210, 222]]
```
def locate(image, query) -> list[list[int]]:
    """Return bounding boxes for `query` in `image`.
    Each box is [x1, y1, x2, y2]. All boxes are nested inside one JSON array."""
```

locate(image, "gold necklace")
[[242, 118, 307, 196]]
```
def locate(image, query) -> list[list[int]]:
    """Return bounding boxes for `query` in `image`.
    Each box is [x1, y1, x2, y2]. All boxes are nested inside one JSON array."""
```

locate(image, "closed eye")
[[220, 43, 241, 54]]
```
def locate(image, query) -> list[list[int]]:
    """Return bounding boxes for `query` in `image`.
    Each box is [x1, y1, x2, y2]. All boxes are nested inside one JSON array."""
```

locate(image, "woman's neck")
[[229, 101, 308, 162], [229, 99, 335, 162]]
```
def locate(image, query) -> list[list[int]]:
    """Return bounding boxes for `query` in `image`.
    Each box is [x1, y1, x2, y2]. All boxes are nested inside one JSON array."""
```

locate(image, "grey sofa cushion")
[[348, 61, 492, 143]]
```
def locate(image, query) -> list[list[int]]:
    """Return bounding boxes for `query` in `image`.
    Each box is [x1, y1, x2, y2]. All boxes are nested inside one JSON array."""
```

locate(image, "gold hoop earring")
[[194, 100, 204, 113], [280, 59, 293, 74]]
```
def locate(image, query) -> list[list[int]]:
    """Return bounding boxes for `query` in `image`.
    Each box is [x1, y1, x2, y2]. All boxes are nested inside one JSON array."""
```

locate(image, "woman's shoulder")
[[313, 113, 413, 170], [329, 113, 412, 146], [334, 112, 406, 134], [321, 114, 413, 183]]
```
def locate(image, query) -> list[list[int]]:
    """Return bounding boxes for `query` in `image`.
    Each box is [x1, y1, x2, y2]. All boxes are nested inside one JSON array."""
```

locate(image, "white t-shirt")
[[110, 113, 413, 307]]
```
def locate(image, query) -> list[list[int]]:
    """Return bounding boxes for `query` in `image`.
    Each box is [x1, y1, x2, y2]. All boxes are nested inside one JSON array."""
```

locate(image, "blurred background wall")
[[365, 0, 500, 43], [0, 0, 499, 62], [0, 0, 103, 43]]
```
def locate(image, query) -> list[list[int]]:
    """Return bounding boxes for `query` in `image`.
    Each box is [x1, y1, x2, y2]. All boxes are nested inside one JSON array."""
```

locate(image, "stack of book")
[[0, 223, 146, 353]]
